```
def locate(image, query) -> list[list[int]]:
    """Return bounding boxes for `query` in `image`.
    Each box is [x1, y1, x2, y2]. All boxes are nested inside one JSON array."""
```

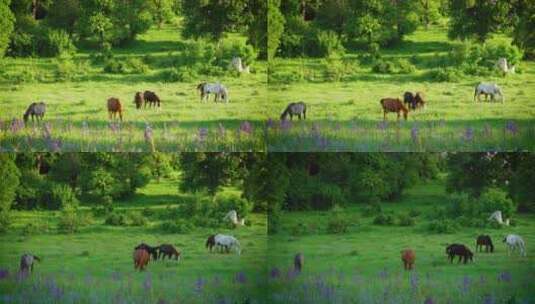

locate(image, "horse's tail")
[[303, 104, 307, 119], [33, 255, 40, 262]]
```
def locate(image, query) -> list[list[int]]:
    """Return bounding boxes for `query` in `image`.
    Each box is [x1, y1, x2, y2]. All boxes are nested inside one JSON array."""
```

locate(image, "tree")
[[144, 152, 173, 183], [46, 0, 81, 33], [181, 0, 247, 41], [511, 0, 535, 58], [179, 153, 238, 195], [267, 0, 284, 59], [447, 0, 511, 42], [418, 0, 441, 29], [149, 0, 174, 28], [247, 0, 268, 58], [0, 0, 15, 57], [0, 154, 21, 232]]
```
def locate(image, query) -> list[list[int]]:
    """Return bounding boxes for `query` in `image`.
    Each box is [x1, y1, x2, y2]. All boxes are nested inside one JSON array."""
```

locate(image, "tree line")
[[268, 0, 534, 59], [0, 0, 266, 58]]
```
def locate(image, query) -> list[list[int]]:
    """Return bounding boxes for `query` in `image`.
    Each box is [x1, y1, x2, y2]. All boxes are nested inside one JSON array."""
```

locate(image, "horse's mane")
[[23, 103, 36, 117], [197, 83, 206, 90], [280, 105, 291, 120]]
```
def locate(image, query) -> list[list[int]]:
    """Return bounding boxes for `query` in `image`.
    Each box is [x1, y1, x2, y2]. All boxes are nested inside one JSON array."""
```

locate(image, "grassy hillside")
[[0, 24, 267, 152], [266, 26, 535, 151], [267, 180, 535, 303], [0, 179, 268, 303]]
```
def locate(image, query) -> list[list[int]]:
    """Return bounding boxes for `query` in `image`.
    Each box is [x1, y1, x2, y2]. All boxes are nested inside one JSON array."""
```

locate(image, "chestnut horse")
[[380, 98, 408, 120], [133, 249, 150, 271], [143, 91, 161, 108], [107, 98, 123, 121], [158, 244, 181, 260], [401, 249, 415, 270], [134, 92, 144, 109]]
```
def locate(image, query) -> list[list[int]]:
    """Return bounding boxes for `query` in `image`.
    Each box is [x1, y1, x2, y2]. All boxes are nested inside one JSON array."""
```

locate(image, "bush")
[[128, 211, 147, 226], [160, 219, 194, 234], [309, 30, 345, 58], [450, 41, 523, 70], [268, 206, 282, 235], [215, 40, 257, 68], [125, 57, 150, 74], [44, 184, 78, 210], [372, 58, 416, 74], [268, 70, 304, 84], [408, 208, 421, 217], [55, 59, 78, 81], [426, 67, 462, 82], [397, 58, 416, 74], [58, 207, 86, 233], [427, 219, 459, 233], [327, 216, 350, 234], [214, 191, 252, 219], [34, 28, 76, 57], [105, 212, 127, 226], [0, 211, 11, 233], [290, 222, 309, 236], [142, 207, 154, 217], [397, 213, 415, 226], [361, 203, 382, 217], [22, 222, 39, 236], [373, 213, 395, 225], [160, 67, 198, 82], [477, 188, 516, 219]]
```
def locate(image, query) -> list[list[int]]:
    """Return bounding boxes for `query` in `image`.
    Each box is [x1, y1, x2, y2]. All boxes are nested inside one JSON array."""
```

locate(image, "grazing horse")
[[380, 98, 408, 120], [403, 92, 415, 110], [197, 82, 229, 103], [20, 254, 40, 274], [474, 83, 504, 103], [446, 244, 473, 264], [476, 235, 494, 253], [503, 234, 526, 257], [206, 235, 216, 252], [134, 92, 144, 109], [223, 210, 245, 226], [214, 234, 241, 255], [135, 243, 159, 260], [414, 92, 426, 109], [23, 102, 46, 124], [133, 249, 150, 271], [158, 244, 181, 260], [143, 91, 161, 108], [107, 98, 123, 121], [280, 102, 307, 120], [403, 92, 426, 110], [401, 249, 416, 270], [294, 253, 304, 273]]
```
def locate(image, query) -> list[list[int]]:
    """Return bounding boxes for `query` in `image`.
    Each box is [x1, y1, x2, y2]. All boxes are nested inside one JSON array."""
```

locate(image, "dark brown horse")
[[401, 249, 415, 270], [294, 253, 304, 273], [135, 243, 159, 260], [403, 92, 426, 110], [414, 92, 426, 109], [133, 249, 150, 271], [446, 244, 473, 264], [380, 98, 408, 120], [143, 91, 161, 108], [476, 235, 494, 253], [206, 235, 216, 252], [134, 92, 144, 109], [20, 254, 40, 274], [158, 244, 181, 260], [107, 98, 123, 121], [23, 102, 46, 123]]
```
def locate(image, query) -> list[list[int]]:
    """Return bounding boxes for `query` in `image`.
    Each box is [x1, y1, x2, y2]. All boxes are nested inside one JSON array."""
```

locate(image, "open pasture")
[[0, 180, 268, 303], [267, 182, 535, 303], [266, 26, 535, 151], [0, 25, 267, 152]]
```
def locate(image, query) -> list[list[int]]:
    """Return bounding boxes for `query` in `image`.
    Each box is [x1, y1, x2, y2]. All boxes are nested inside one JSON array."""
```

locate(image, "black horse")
[[135, 243, 159, 260], [143, 91, 161, 108], [476, 235, 494, 253], [281, 102, 307, 120], [294, 253, 304, 273], [158, 244, 181, 260], [206, 235, 216, 252], [403, 92, 415, 110], [446, 244, 473, 264]]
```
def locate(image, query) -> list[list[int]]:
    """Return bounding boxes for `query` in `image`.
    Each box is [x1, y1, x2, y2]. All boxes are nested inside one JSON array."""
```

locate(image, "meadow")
[[267, 181, 535, 303], [266, 26, 535, 152], [0, 24, 267, 152], [0, 179, 268, 303]]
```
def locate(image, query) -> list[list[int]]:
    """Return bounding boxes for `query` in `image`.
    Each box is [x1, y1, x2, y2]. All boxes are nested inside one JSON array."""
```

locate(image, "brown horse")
[[158, 244, 181, 260], [206, 235, 216, 252], [20, 254, 40, 274], [134, 92, 144, 109], [143, 91, 161, 108], [133, 249, 150, 271], [107, 98, 123, 121], [294, 253, 304, 273], [380, 98, 408, 120], [401, 249, 415, 270], [23, 102, 46, 123]]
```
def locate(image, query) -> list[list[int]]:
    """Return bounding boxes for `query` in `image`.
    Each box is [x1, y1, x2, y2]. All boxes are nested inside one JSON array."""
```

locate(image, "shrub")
[[22, 222, 39, 236], [327, 216, 350, 234], [128, 211, 147, 226], [160, 67, 198, 82], [215, 40, 257, 68], [34, 28, 76, 57], [55, 59, 78, 81], [312, 30, 345, 58], [373, 213, 395, 225], [103, 57, 149, 74], [372, 59, 397, 74], [426, 67, 462, 82], [214, 191, 252, 219], [268, 206, 282, 235], [103, 59, 127, 74], [408, 208, 421, 217], [125, 57, 150, 74], [427, 219, 459, 233], [361, 203, 382, 217], [142, 207, 154, 217], [397, 213, 415, 226], [397, 58, 416, 74], [0, 211, 11, 233], [477, 188, 515, 219], [160, 219, 194, 234], [105, 212, 127, 226], [268, 70, 304, 84], [45, 184, 79, 210], [58, 207, 85, 233], [323, 58, 347, 82], [290, 222, 309, 236]]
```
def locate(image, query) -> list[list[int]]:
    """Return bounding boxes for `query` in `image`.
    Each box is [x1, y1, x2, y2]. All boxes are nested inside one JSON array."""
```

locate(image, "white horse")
[[488, 210, 509, 226], [503, 234, 526, 257], [228, 57, 250, 74], [223, 210, 245, 226], [197, 82, 229, 103], [214, 234, 241, 255], [495, 58, 515, 75], [474, 83, 504, 103]]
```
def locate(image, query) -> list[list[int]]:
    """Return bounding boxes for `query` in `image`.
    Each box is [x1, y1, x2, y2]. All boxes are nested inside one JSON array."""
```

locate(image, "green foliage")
[[179, 153, 239, 196], [512, 1, 535, 59], [267, 70, 304, 84], [0, 155, 20, 214], [103, 57, 150, 74], [0, 0, 15, 57], [48, 183, 79, 210], [327, 216, 350, 234], [105, 212, 128, 226], [160, 218, 194, 233], [160, 67, 198, 82], [371, 58, 416, 74], [58, 207, 85, 233], [35, 28, 76, 57], [268, 204, 282, 235], [449, 41, 524, 76], [22, 222, 40, 236], [149, 0, 174, 28], [55, 58, 79, 81], [373, 212, 395, 226], [361, 203, 382, 217], [397, 213, 416, 226], [427, 218, 459, 233], [309, 30, 345, 58], [478, 188, 515, 219], [128, 211, 147, 226], [267, 0, 284, 59], [214, 191, 252, 219], [425, 67, 462, 82], [0, 211, 11, 233]]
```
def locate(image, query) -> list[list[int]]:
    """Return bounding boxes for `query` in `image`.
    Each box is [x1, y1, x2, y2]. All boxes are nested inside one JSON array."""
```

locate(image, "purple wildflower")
[[270, 267, 281, 279], [143, 273, 152, 291], [111, 271, 121, 282], [198, 127, 208, 142], [378, 268, 388, 280], [195, 277, 206, 293], [287, 268, 298, 280], [218, 123, 226, 137], [410, 272, 419, 292], [48, 139, 62, 152], [280, 119, 292, 131], [0, 269, 9, 280], [411, 125, 419, 144], [464, 127, 474, 141], [424, 296, 435, 304], [42, 122, 52, 139], [266, 118, 274, 129], [10, 118, 25, 133], [461, 275, 471, 293], [498, 271, 511, 283], [240, 121, 253, 135], [377, 121, 388, 131], [235, 271, 247, 284], [505, 121, 518, 135], [483, 294, 495, 304]]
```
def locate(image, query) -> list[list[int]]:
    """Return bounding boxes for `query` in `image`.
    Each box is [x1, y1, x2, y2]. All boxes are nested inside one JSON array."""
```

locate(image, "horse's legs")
[[297, 114, 301, 120]]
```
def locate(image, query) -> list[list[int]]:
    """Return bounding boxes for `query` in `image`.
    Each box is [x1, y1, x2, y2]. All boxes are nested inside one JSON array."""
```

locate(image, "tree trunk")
[[32, 0, 38, 19]]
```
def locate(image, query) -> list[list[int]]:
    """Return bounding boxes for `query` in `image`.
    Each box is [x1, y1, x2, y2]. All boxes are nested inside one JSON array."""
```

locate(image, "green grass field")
[[0, 24, 267, 152], [266, 26, 535, 151], [0, 179, 268, 303], [267, 180, 535, 303]]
